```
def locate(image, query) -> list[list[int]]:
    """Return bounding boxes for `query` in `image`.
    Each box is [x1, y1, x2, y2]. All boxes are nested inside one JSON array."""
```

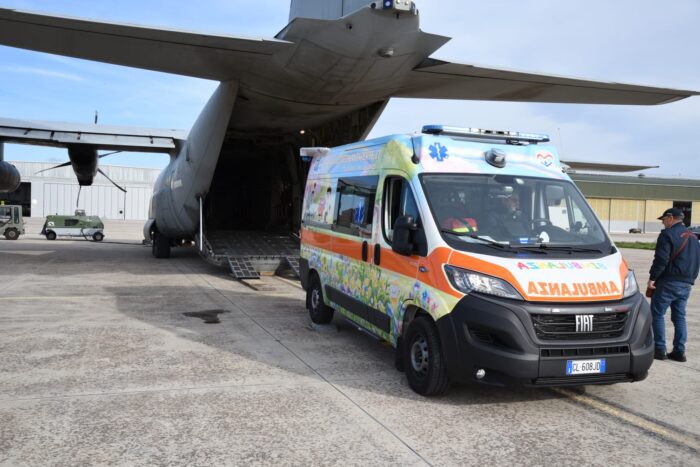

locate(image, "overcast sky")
[[1, 0, 699, 177]]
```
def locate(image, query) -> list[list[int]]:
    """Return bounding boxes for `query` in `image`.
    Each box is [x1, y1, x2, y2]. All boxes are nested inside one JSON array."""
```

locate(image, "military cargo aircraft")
[[0, 0, 697, 270]]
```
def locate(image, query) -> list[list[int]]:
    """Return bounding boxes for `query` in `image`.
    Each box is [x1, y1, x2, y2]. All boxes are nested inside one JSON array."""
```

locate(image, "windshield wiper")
[[510, 244, 604, 254], [440, 229, 509, 249]]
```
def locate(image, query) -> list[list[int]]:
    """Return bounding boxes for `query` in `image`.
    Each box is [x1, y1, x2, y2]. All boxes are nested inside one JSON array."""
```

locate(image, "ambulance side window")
[[334, 176, 378, 237], [383, 177, 420, 243], [65, 219, 79, 227]]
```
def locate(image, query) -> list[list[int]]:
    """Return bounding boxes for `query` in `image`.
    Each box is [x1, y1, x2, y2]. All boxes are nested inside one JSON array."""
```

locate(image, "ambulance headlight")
[[444, 265, 523, 300], [623, 270, 639, 298]]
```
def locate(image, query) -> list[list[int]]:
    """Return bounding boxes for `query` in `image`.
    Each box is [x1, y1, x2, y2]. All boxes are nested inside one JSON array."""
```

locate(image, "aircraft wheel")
[[46, 231, 57, 241], [4, 228, 20, 240], [93, 232, 104, 242], [153, 229, 171, 259], [403, 316, 450, 396], [307, 273, 333, 324]]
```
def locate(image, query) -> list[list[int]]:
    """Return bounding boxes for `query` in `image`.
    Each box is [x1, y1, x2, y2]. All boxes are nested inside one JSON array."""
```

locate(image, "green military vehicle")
[[41, 209, 105, 242], [0, 204, 25, 240]]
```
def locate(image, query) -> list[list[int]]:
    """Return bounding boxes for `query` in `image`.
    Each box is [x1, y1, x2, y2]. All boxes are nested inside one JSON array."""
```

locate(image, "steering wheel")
[[531, 218, 551, 229]]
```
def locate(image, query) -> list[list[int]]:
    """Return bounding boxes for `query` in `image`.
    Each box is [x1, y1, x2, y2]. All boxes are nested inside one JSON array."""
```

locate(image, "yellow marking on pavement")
[[553, 387, 700, 453]]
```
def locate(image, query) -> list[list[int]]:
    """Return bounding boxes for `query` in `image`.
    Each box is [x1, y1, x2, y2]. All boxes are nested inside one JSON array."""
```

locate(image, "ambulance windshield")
[[421, 174, 610, 253]]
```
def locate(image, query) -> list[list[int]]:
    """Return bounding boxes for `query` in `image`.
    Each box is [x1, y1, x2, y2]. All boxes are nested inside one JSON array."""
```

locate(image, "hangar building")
[[570, 173, 700, 233], [1, 161, 160, 220]]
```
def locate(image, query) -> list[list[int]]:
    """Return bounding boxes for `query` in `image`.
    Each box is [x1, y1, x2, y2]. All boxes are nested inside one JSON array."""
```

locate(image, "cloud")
[[0, 65, 85, 82]]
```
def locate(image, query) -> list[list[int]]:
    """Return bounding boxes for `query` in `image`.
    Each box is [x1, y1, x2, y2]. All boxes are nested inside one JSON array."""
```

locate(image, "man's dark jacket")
[[649, 222, 700, 285]]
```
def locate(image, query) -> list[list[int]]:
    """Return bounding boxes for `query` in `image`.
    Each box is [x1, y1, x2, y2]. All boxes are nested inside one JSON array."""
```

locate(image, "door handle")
[[374, 244, 381, 266], [361, 241, 368, 261]]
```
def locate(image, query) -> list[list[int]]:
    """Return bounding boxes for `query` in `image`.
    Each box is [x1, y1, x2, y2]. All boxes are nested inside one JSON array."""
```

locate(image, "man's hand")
[[647, 280, 656, 290]]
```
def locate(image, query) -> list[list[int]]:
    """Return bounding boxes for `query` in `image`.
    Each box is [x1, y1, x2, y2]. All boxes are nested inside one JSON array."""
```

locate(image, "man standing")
[[648, 208, 700, 362]]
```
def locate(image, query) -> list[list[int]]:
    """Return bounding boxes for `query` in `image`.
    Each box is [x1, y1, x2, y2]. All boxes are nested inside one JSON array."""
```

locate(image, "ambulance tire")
[[93, 232, 104, 242], [307, 274, 333, 324], [404, 316, 450, 396], [46, 231, 57, 241], [4, 228, 19, 240], [152, 229, 171, 259]]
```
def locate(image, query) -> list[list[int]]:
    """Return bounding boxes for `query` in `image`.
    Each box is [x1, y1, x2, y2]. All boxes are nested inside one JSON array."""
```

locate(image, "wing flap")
[[0, 8, 292, 81], [0, 117, 186, 153], [396, 59, 698, 105]]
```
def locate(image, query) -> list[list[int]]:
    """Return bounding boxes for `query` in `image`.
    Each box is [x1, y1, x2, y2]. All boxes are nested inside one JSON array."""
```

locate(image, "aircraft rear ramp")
[[202, 230, 300, 280]]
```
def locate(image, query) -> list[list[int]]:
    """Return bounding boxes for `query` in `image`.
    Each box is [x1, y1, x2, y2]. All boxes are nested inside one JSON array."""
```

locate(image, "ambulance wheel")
[[152, 229, 171, 259], [404, 316, 450, 396], [46, 231, 57, 241], [307, 274, 333, 324], [92, 232, 104, 242], [4, 228, 19, 240]]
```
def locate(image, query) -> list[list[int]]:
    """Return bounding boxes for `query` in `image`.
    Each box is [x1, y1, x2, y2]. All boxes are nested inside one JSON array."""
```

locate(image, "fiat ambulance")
[[299, 125, 653, 396]]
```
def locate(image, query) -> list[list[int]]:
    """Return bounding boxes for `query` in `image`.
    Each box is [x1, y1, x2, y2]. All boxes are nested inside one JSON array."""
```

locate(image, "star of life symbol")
[[429, 143, 449, 162]]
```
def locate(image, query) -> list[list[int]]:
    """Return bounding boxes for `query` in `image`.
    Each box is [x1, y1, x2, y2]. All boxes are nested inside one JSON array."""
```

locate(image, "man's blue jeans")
[[650, 280, 691, 353]]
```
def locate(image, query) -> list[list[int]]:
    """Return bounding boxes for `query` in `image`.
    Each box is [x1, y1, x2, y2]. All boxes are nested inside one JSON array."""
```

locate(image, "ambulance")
[[299, 125, 653, 396]]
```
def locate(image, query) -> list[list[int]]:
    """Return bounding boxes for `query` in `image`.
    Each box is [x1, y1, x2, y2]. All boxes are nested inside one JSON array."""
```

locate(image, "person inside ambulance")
[[435, 193, 479, 234], [484, 188, 529, 240]]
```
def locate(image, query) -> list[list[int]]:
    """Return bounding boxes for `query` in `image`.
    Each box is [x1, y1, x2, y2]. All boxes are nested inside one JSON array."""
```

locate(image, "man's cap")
[[658, 207, 685, 220]]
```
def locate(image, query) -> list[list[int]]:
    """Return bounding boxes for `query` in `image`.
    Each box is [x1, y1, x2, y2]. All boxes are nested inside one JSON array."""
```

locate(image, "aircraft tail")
[[289, 0, 374, 21]]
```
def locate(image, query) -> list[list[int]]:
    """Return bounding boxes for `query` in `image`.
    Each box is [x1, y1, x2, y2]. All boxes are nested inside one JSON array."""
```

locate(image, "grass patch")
[[615, 241, 656, 250]]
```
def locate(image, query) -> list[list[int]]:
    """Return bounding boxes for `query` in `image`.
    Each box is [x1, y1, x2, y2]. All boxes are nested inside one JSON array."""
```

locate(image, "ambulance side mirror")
[[393, 215, 418, 256]]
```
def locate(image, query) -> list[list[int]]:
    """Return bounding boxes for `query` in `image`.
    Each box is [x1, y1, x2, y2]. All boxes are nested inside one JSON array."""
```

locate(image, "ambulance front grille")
[[531, 312, 629, 341]]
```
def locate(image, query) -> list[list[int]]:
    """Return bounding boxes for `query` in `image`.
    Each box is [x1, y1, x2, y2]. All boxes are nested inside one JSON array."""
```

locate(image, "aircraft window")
[[334, 176, 378, 238], [64, 219, 80, 227], [383, 177, 420, 243]]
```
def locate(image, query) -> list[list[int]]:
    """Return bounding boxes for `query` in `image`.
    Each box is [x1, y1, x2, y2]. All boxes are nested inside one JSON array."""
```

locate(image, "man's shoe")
[[654, 348, 667, 360], [667, 351, 687, 362]]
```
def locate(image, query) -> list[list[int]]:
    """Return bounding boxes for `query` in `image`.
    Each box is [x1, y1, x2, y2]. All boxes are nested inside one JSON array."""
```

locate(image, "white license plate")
[[566, 359, 606, 375]]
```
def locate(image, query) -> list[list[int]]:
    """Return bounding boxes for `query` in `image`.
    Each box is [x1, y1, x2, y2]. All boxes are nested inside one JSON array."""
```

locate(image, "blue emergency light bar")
[[378, 0, 414, 12], [422, 125, 550, 145]]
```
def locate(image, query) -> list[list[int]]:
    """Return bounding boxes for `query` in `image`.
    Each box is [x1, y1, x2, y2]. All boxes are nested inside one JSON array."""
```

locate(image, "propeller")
[[35, 161, 71, 174], [97, 168, 127, 193], [35, 150, 127, 192]]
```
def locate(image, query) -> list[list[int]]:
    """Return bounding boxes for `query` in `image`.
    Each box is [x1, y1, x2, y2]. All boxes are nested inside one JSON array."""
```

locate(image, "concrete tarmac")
[[1, 222, 699, 466]]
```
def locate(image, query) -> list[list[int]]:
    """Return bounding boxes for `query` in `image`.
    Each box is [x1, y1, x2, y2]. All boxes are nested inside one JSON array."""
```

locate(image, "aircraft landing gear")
[[152, 228, 171, 259]]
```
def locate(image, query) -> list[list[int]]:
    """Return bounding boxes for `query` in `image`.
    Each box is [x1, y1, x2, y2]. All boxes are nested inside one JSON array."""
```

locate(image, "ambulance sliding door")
[[327, 175, 392, 337]]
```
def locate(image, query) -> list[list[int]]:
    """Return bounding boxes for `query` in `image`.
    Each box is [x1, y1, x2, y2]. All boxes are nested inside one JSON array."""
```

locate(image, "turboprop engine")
[[0, 142, 21, 193], [0, 160, 21, 193]]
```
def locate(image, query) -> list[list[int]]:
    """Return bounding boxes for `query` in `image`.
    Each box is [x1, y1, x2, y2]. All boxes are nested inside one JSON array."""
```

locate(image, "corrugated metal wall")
[[42, 183, 152, 219], [12, 161, 160, 220]]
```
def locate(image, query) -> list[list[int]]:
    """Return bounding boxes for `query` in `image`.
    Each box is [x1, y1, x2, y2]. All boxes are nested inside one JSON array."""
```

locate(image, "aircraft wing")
[[0, 8, 292, 81], [0, 117, 186, 153], [396, 58, 699, 105], [562, 160, 659, 173]]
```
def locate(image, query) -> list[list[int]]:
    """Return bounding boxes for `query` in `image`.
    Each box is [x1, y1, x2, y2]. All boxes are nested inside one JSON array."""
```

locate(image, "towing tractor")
[[41, 210, 105, 242], [0, 204, 24, 240]]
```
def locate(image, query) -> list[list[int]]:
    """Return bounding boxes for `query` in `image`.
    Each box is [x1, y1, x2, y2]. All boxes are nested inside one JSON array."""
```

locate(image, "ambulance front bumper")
[[434, 292, 654, 387]]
